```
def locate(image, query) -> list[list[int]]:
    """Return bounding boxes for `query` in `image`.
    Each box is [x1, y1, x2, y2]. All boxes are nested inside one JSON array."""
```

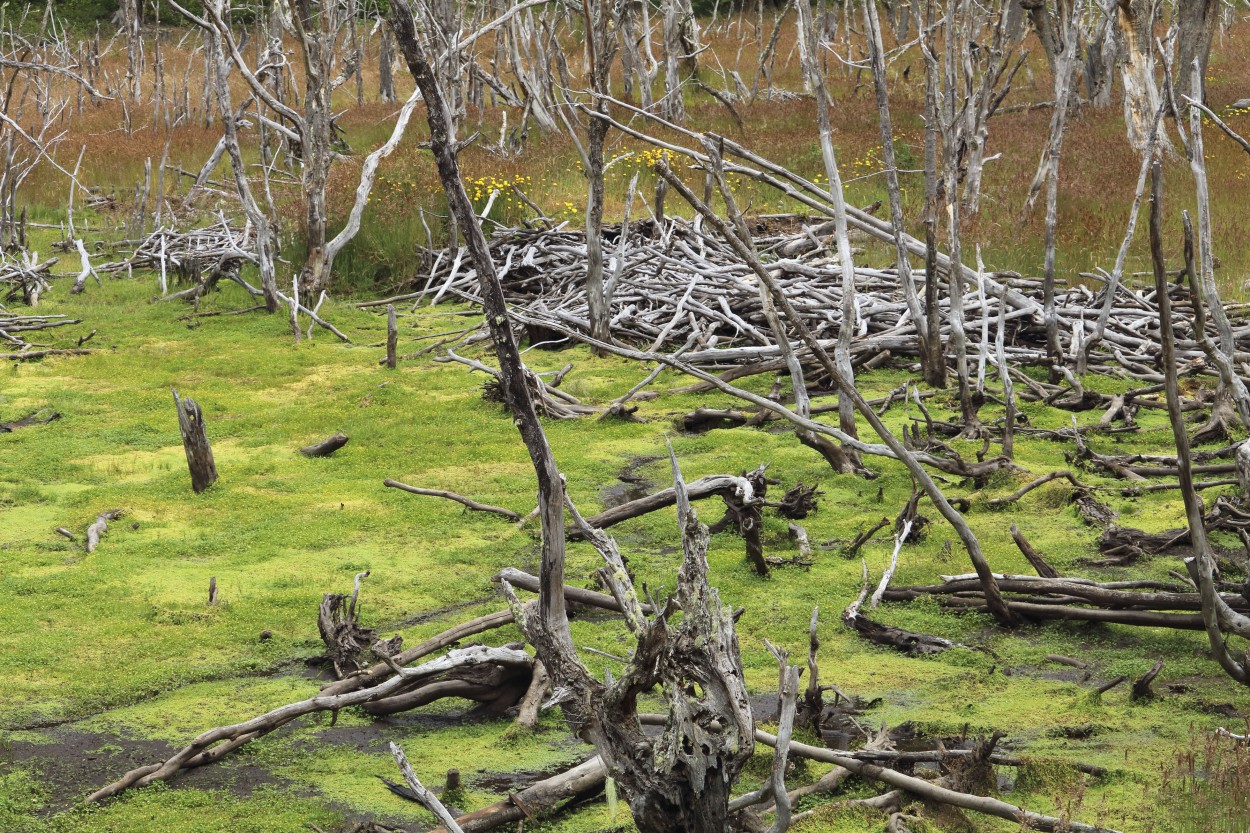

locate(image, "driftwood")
[[87, 643, 534, 803], [86, 509, 123, 554]]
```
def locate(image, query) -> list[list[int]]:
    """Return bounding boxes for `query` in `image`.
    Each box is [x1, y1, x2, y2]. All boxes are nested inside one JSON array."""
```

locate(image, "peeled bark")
[[1115, 0, 1171, 154]]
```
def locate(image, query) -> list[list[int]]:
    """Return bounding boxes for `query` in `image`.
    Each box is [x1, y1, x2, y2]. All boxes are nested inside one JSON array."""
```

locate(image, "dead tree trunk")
[[875, 0, 943, 389], [1024, 0, 1085, 379], [579, 0, 615, 350], [800, 0, 857, 439], [120, 0, 142, 102], [1115, 0, 1171, 154], [174, 390, 217, 493], [379, 21, 397, 103], [386, 6, 755, 828], [1176, 0, 1217, 105], [660, 0, 688, 123], [386, 303, 398, 368], [1151, 161, 1250, 688], [1021, 0, 1063, 78]]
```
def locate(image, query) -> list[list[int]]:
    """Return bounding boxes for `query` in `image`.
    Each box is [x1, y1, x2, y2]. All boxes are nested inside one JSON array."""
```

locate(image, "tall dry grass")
[[14, 9, 1250, 293]]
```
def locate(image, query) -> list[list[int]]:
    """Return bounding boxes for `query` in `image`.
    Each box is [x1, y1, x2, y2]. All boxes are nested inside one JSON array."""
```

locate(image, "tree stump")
[[173, 390, 217, 493], [385, 304, 397, 369], [1237, 441, 1250, 497]]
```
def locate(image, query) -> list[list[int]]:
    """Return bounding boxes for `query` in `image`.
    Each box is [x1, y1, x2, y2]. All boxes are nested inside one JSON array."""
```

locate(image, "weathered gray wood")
[[173, 390, 217, 493], [385, 304, 397, 369], [86, 509, 123, 554], [383, 478, 521, 522]]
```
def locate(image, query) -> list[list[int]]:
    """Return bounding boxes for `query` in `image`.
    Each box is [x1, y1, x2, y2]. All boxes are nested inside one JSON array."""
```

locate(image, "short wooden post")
[[386, 304, 398, 369], [174, 390, 217, 493]]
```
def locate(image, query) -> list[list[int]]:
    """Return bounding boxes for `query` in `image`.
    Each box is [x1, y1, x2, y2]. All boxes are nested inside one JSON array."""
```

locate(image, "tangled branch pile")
[[397, 216, 1245, 382]]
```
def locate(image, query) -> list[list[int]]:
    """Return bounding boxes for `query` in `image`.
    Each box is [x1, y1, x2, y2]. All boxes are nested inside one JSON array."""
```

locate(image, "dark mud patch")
[[1007, 664, 1092, 684], [600, 455, 661, 509], [390, 595, 498, 630], [1, 728, 290, 811], [307, 708, 513, 755], [468, 760, 580, 792]]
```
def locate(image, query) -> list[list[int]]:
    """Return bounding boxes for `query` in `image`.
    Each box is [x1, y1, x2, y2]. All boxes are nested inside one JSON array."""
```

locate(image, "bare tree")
[[378, 17, 397, 103], [173, 0, 417, 298], [617, 0, 658, 107], [799, 0, 858, 438], [660, 0, 698, 123], [385, 6, 757, 831], [865, 0, 940, 390], [564, 0, 617, 349], [119, 0, 142, 102]]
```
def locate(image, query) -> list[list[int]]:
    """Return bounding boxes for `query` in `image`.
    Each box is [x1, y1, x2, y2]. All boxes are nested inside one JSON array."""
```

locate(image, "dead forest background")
[[3, 1, 1250, 833]]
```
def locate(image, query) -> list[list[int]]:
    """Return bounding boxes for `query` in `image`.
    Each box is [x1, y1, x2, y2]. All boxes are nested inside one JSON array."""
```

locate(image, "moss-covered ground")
[[1, 275, 1248, 833]]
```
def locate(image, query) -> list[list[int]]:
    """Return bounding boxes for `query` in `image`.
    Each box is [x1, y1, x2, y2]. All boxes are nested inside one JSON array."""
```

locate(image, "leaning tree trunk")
[[874, 0, 944, 389], [1021, 0, 1062, 79], [385, 5, 755, 830]]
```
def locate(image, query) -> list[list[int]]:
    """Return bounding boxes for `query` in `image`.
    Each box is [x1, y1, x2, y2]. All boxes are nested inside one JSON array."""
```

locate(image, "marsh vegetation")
[[2, 1, 1250, 832]]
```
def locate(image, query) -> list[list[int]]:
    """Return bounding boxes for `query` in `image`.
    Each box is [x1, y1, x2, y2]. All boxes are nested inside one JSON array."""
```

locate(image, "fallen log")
[[844, 562, 957, 655], [986, 470, 1089, 508], [0, 410, 61, 432], [300, 433, 350, 457], [86, 509, 124, 554], [87, 645, 534, 803], [571, 472, 759, 537], [427, 757, 607, 833]]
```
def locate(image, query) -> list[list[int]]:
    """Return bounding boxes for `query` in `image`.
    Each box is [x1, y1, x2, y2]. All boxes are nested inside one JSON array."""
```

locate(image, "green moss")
[[2, 276, 1247, 832]]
